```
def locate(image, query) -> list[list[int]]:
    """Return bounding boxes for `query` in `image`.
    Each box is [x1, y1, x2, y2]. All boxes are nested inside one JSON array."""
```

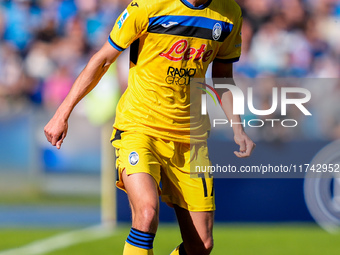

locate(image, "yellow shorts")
[[111, 129, 215, 212]]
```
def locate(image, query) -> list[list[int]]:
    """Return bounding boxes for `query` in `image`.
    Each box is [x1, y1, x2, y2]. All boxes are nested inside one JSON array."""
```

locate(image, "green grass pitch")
[[1, 224, 340, 255]]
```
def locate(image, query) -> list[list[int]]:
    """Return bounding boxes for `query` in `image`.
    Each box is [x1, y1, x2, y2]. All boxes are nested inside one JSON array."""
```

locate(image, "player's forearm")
[[220, 90, 245, 135], [55, 54, 112, 121], [52, 41, 121, 122], [211, 61, 244, 135]]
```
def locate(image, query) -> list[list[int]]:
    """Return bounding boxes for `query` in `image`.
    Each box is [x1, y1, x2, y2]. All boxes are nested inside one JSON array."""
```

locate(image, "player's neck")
[[186, 0, 209, 7]]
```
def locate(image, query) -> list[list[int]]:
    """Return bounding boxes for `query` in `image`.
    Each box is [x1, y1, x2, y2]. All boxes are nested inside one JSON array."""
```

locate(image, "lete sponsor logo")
[[160, 40, 214, 62]]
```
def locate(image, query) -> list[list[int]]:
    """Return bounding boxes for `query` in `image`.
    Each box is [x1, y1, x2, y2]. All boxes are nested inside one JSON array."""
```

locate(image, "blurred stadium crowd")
[[0, 0, 129, 113], [0, 0, 339, 140]]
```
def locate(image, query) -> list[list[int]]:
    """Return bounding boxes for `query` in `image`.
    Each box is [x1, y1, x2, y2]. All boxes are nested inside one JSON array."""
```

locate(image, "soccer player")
[[44, 0, 255, 254]]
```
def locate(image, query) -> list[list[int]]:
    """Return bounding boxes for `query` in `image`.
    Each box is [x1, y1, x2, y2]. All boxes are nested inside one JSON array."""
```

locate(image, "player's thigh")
[[122, 171, 159, 211], [112, 130, 162, 193], [122, 170, 160, 232], [174, 205, 214, 253], [111, 130, 162, 232], [161, 142, 215, 212]]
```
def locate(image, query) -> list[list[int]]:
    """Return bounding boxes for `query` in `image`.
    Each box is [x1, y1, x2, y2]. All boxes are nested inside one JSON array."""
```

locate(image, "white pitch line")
[[0, 225, 115, 255]]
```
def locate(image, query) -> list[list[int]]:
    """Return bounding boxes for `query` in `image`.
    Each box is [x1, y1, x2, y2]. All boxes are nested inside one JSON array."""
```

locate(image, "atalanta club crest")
[[129, 151, 139, 166], [212, 23, 222, 41]]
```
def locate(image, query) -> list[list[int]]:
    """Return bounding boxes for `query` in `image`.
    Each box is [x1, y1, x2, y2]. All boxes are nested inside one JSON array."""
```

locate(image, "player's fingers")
[[234, 149, 251, 158], [44, 129, 52, 143], [234, 151, 245, 158], [243, 141, 255, 157], [56, 135, 63, 149], [239, 140, 246, 152], [51, 132, 64, 146], [56, 140, 63, 150], [51, 135, 59, 146], [56, 132, 66, 150], [44, 132, 51, 143]]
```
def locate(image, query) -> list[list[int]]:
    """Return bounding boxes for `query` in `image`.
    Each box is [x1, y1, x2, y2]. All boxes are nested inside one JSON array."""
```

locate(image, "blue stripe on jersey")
[[108, 36, 125, 51], [149, 15, 233, 34]]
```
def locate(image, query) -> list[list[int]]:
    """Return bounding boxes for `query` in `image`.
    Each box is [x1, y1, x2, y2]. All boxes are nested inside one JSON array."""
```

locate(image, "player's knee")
[[203, 237, 214, 254], [134, 205, 159, 230], [186, 236, 213, 255], [141, 206, 158, 223], [199, 237, 213, 255]]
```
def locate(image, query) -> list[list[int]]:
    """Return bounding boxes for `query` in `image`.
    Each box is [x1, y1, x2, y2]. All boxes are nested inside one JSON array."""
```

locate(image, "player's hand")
[[44, 116, 68, 150], [234, 131, 255, 158]]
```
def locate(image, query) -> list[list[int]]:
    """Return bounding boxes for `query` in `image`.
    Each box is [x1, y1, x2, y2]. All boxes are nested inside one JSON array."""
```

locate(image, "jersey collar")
[[180, 0, 212, 10]]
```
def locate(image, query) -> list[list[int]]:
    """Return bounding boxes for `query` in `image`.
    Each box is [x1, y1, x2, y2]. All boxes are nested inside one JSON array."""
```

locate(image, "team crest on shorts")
[[212, 23, 222, 41], [129, 151, 139, 166]]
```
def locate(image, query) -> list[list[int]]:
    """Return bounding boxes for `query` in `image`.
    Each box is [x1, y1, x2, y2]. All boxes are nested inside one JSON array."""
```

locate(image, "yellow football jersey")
[[109, 0, 242, 143]]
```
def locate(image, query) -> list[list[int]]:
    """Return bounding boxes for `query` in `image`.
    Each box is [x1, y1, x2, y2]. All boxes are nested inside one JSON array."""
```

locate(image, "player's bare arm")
[[44, 41, 121, 149], [212, 61, 256, 158]]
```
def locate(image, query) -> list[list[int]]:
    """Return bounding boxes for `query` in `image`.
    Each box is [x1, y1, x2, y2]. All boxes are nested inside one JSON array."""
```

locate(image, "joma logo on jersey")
[[165, 67, 196, 85], [160, 40, 213, 62]]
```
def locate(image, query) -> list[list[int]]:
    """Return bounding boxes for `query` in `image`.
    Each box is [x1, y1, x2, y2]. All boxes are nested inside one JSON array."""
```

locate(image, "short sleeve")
[[214, 14, 242, 63], [108, 1, 149, 51]]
